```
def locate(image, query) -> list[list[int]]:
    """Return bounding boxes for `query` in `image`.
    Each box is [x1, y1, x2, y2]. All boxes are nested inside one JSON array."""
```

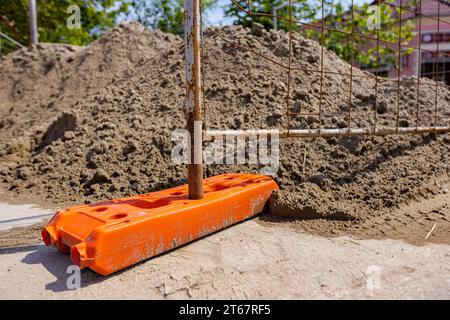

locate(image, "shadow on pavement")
[[18, 244, 104, 292]]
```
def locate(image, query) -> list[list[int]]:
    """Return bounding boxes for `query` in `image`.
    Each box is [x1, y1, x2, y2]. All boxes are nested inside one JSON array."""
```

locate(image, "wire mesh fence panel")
[[201, 0, 450, 140]]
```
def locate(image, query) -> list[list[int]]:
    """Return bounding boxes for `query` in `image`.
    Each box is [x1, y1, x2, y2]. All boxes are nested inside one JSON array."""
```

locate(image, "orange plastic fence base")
[[42, 173, 279, 275]]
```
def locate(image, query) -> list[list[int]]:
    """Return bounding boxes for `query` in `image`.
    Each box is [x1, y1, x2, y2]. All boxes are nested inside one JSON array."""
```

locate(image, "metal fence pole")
[[273, 2, 289, 31], [29, 0, 38, 45], [184, 0, 204, 200]]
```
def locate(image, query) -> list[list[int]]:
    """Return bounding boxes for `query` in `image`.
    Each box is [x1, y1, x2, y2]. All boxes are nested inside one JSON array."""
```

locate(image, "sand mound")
[[0, 22, 449, 240]]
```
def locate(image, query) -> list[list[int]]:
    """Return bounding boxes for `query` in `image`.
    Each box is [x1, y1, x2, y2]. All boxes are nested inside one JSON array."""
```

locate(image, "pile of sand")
[[0, 22, 449, 240]]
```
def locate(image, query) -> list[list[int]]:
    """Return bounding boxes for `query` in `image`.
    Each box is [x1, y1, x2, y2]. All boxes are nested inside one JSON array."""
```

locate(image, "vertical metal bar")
[[184, 0, 204, 200], [396, 0, 403, 132], [200, 0, 207, 137], [434, 0, 441, 128], [318, 0, 325, 132], [348, 0, 355, 130], [29, 0, 38, 45], [374, 0, 380, 132], [273, 6, 278, 32], [286, 0, 293, 136], [416, 0, 422, 131]]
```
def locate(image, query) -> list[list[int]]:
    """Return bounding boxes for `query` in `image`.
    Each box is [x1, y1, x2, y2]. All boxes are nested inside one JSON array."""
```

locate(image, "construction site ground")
[[1, 22, 450, 299], [0, 187, 449, 299]]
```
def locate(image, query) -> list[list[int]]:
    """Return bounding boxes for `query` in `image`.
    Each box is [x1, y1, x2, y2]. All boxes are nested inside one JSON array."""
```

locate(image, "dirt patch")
[[269, 183, 356, 221], [38, 112, 77, 150], [0, 22, 449, 244], [262, 175, 450, 245], [0, 222, 45, 248]]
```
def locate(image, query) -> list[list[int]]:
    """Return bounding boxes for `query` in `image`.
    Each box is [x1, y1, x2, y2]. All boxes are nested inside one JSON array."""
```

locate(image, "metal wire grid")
[[202, 0, 450, 138]]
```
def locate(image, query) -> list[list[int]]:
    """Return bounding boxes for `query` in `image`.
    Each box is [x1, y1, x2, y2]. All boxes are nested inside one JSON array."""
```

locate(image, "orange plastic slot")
[[42, 173, 279, 275]]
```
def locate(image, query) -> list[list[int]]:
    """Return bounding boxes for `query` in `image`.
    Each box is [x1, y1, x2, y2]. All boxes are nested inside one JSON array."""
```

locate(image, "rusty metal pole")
[[184, 0, 204, 199], [29, 0, 38, 45]]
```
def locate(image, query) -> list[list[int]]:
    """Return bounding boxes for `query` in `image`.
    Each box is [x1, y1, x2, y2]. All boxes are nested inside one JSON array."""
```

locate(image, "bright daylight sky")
[[206, 0, 371, 25]]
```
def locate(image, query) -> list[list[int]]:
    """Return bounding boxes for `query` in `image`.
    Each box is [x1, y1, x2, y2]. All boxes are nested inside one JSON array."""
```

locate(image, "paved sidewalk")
[[0, 202, 54, 231]]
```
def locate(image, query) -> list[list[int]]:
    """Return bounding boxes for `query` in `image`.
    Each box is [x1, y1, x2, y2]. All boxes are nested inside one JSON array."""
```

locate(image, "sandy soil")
[[265, 175, 450, 245]]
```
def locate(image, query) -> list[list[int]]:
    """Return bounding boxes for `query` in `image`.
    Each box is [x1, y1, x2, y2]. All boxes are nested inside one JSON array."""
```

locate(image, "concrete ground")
[[0, 211, 449, 299], [0, 202, 53, 231]]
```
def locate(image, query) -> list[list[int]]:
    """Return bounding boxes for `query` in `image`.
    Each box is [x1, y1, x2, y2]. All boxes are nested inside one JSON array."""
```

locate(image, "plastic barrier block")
[[42, 173, 279, 275]]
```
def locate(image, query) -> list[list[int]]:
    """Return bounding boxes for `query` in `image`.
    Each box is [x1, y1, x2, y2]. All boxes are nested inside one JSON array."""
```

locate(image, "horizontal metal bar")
[[289, 111, 375, 117], [206, 126, 450, 140]]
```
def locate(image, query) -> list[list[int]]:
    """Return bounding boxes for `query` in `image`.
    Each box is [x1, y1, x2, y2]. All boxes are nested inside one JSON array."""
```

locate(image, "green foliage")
[[127, 0, 217, 35], [0, 0, 129, 50], [305, 0, 416, 69], [224, 0, 318, 31], [224, 0, 416, 69]]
